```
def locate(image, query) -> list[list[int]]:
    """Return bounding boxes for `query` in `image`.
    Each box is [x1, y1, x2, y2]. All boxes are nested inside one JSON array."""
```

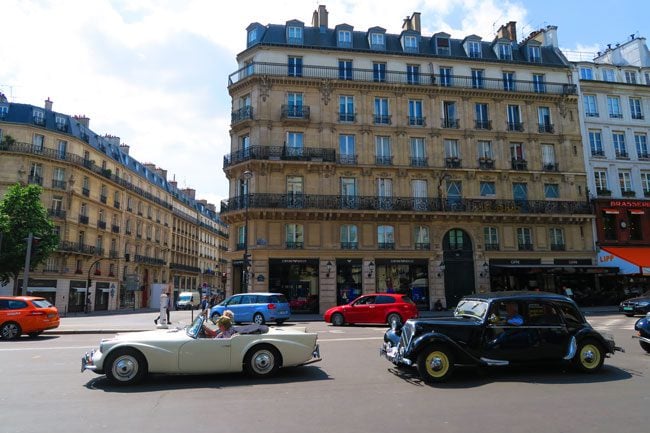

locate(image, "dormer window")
[[435, 36, 450, 55], [467, 40, 481, 58], [338, 30, 352, 48], [287, 26, 303, 45], [369, 31, 385, 50], [33, 108, 45, 126], [247, 28, 257, 46], [0, 104, 8, 120], [527, 45, 542, 63], [403, 34, 418, 53], [497, 43, 512, 60], [55, 115, 67, 132]]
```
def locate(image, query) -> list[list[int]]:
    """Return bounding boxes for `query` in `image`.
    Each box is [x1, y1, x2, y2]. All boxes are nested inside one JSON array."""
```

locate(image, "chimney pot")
[[44, 98, 53, 111]]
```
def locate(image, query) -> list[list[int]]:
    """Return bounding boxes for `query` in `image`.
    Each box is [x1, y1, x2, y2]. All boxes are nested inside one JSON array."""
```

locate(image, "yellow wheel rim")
[[579, 344, 601, 370], [424, 351, 449, 378]]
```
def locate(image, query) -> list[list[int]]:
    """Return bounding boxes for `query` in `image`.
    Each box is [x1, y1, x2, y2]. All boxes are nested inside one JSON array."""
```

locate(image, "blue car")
[[210, 293, 291, 325]]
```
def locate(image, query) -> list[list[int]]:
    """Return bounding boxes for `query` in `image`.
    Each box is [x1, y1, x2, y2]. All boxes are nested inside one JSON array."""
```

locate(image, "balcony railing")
[[374, 114, 391, 125], [285, 241, 304, 249], [97, 221, 107, 230], [445, 157, 462, 168], [224, 145, 336, 168], [281, 105, 310, 120], [622, 190, 636, 197], [111, 225, 120, 233], [538, 123, 554, 133], [51, 179, 66, 190], [375, 155, 393, 166], [410, 157, 428, 167], [337, 154, 358, 165], [475, 120, 492, 130], [591, 150, 605, 157], [228, 62, 577, 96], [484, 243, 500, 251], [550, 243, 566, 251], [441, 118, 459, 129], [57, 241, 103, 256], [340, 242, 358, 250], [542, 162, 559, 172], [378, 242, 395, 250], [79, 214, 89, 224], [518, 243, 534, 251], [478, 158, 495, 169], [100, 195, 107, 204], [134, 254, 166, 266], [507, 122, 524, 132], [414, 242, 430, 250], [28, 174, 43, 185], [408, 116, 425, 126], [48, 208, 66, 219], [511, 159, 528, 170], [169, 263, 201, 273], [231, 106, 253, 124], [221, 194, 592, 216], [339, 113, 356, 122]]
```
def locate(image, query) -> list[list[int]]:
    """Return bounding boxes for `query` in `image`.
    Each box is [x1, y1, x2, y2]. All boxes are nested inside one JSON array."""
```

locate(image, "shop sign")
[[554, 259, 592, 265], [609, 200, 650, 208], [490, 259, 541, 265]]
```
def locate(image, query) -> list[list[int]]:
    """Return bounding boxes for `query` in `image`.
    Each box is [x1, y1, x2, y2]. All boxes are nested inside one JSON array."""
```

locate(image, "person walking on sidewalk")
[[154, 292, 171, 325]]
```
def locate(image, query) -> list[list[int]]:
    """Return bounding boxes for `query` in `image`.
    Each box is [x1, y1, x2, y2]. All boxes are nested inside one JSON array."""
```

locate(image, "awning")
[[26, 287, 57, 292], [630, 209, 645, 215], [490, 264, 618, 274], [599, 247, 650, 275], [603, 208, 620, 214]]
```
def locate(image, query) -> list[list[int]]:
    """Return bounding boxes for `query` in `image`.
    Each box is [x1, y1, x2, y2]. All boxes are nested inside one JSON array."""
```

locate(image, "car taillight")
[[267, 303, 276, 310]]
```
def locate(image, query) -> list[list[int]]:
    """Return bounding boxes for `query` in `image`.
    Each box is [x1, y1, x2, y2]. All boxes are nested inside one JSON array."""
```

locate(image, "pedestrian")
[[85, 296, 92, 314], [154, 292, 171, 325]]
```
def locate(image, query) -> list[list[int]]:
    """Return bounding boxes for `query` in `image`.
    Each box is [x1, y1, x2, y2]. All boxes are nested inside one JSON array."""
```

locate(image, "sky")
[[1, 0, 648, 207]]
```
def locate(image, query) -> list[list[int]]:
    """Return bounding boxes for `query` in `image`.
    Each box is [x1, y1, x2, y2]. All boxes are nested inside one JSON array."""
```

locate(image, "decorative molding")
[[564, 174, 575, 185], [558, 97, 568, 118], [465, 171, 476, 180], [500, 172, 510, 181], [259, 75, 272, 102], [397, 168, 408, 177], [361, 167, 372, 176], [320, 79, 332, 105], [395, 128, 407, 137], [532, 172, 541, 182]]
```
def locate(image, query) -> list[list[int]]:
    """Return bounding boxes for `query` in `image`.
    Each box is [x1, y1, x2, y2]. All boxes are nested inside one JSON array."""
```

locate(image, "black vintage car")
[[619, 292, 650, 317], [380, 291, 623, 383]]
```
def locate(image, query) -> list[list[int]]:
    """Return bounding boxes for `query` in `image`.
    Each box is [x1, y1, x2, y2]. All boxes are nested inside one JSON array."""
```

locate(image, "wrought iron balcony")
[[445, 157, 462, 168], [615, 151, 629, 159], [543, 163, 559, 172], [170, 263, 201, 273], [441, 118, 459, 128], [57, 241, 103, 256], [414, 242, 430, 250], [378, 242, 395, 250], [591, 150, 605, 157], [134, 254, 166, 266], [285, 241, 304, 249], [511, 159, 528, 170], [114, 201, 120, 209], [221, 194, 592, 216], [28, 174, 42, 185], [374, 114, 391, 125], [340, 242, 358, 250], [518, 243, 534, 251], [622, 190, 636, 197], [337, 154, 358, 165], [109, 250, 119, 259], [538, 123, 554, 133], [228, 62, 577, 96], [507, 122, 524, 132], [408, 116, 425, 126], [111, 225, 120, 233], [82, 187, 90, 197], [97, 221, 107, 230], [231, 106, 253, 124], [479, 158, 495, 169], [550, 243, 566, 251], [100, 195, 107, 204], [224, 145, 336, 168], [410, 157, 428, 167], [484, 243, 500, 251], [79, 214, 89, 224], [475, 120, 492, 130], [339, 113, 356, 122], [51, 179, 66, 190], [281, 104, 310, 120], [48, 208, 66, 219], [375, 155, 393, 166]]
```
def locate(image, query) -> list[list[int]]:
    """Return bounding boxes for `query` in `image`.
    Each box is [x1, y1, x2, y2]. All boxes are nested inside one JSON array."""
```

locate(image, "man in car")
[[505, 302, 524, 326]]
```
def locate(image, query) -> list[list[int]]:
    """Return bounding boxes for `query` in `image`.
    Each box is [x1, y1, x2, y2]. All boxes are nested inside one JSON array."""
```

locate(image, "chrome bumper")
[[632, 335, 650, 344], [379, 342, 412, 366], [81, 349, 97, 372], [301, 344, 322, 365]]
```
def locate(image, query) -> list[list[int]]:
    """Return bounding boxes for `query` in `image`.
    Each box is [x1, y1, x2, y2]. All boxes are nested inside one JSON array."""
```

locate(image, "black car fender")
[[409, 332, 480, 365], [573, 327, 614, 354]]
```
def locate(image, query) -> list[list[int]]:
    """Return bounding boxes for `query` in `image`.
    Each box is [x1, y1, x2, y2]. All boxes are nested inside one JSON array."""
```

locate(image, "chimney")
[[411, 12, 421, 33], [207, 203, 216, 212], [119, 143, 130, 155], [74, 115, 90, 128], [104, 135, 120, 146], [143, 163, 156, 171], [318, 5, 328, 30], [198, 199, 208, 206], [44, 98, 53, 111], [311, 9, 318, 27], [497, 21, 517, 42], [0, 92, 7, 103], [402, 16, 411, 31], [169, 180, 177, 189], [182, 188, 196, 199]]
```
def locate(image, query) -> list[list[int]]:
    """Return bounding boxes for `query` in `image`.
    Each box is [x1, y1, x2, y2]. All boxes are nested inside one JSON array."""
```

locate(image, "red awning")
[[603, 208, 619, 214], [601, 247, 650, 267], [629, 209, 645, 215]]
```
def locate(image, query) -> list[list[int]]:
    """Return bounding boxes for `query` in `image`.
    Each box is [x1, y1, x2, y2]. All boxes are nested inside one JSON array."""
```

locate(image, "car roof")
[[0, 296, 46, 301], [461, 291, 572, 303], [234, 293, 285, 297]]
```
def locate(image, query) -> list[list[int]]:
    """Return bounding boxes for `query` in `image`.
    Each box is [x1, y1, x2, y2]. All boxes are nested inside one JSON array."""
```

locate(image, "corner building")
[[221, 6, 594, 313]]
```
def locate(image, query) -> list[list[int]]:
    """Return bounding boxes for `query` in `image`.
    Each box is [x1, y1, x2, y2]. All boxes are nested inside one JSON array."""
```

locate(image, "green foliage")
[[0, 183, 58, 285]]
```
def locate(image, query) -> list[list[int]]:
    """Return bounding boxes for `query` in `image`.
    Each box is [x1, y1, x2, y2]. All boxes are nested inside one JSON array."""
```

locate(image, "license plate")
[[279, 311, 288, 315], [624, 307, 633, 311]]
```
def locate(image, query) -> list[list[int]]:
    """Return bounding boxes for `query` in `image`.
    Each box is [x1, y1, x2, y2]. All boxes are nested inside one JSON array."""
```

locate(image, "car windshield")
[[32, 299, 53, 308], [186, 315, 204, 339], [179, 295, 191, 301], [454, 299, 489, 320]]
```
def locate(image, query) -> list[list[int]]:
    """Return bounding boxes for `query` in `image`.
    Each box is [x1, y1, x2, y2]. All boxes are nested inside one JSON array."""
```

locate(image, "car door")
[[178, 338, 232, 373], [524, 301, 570, 360], [223, 295, 243, 321], [481, 301, 537, 362], [238, 295, 257, 322], [2, 299, 30, 331], [346, 295, 377, 323], [374, 295, 395, 323]]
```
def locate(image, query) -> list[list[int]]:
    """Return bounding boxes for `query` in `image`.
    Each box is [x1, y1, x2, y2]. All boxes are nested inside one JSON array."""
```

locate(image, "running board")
[[480, 357, 509, 366]]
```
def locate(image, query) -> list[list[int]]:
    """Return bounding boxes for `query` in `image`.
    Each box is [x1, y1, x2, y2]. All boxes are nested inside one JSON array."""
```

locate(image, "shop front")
[[269, 259, 319, 313], [94, 282, 110, 311], [68, 280, 87, 313], [335, 259, 362, 305], [17, 279, 57, 306], [375, 259, 429, 310], [597, 247, 650, 302]]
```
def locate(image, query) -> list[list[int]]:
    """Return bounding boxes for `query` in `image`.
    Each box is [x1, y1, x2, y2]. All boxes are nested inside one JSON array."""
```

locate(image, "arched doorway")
[[443, 228, 475, 308]]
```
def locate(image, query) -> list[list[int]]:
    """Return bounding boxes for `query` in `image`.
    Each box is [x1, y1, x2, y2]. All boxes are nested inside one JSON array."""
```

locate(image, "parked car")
[[633, 312, 650, 353], [380, 291, 623, 383], [210, 293, 291, 325], [176, 291, 201, 310], [0, 296, 60, 340], [619, 292, 650, 317], [324, 293, 418, 327], [81, 314, 320, 385]]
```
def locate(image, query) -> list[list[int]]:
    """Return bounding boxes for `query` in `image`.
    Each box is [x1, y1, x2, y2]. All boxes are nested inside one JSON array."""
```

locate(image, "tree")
[[0, 184, 58, 293]]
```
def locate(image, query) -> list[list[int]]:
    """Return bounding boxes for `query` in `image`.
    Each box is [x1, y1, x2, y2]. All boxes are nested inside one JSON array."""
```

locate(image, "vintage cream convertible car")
[[81, 315, 320, 385]]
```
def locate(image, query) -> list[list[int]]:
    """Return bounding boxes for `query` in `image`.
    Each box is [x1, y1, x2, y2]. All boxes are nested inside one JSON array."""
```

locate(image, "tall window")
[[373, 62, 386, 82], [374, 97, 390, 124], [527, 45, 541, 63], [339, 95, 355, 122], [471, 69, 484, 88], [467, 41, 481, 58], [369, 32, 385, 49], [52, 167, 66, 189], [377, 178, 393, 209], [475, 103, 489, 129], [484, 227, 499, 250], [580, 67, 593, 80], [408, 99, 424, 126], [410, 137, 426, 166], [340, 225, 358, 249], [446, 180, 462, 205], [286, 132, 304, 157], [442, 101, 457, 127], [287, 92, 303, 117], [507, 105, 522, 131], [339, 60, 352, 80], [583, 94, 598, 117], [619, 171, 632, 193], [403, 35, 418, 52], [517, 227, 533, 250], [407, 65, 420, 85], [338, 30, 352, 48], [341, 178, 357, 209], [532, 74, 546, 93], [29, 163, 43, 184], [613, 132, 627, 158], [503, 71, 515, 91], [447, 229, 465, 250], [630, 98, 643, 119], [478, 141, 493, 159], [542, 144, 556, 170], [513, 183, 528, 202], [339, 134, 356, 164], [287, 26, 303, 44], [510, 142, 525, 161], [444, 139, 460, 159], [607, 96, 622, 118], [288, 56, 302, 77], [414, 226, 430, 249], [377, 225, 395, 248], [411, 179, 428, 210], [32, 134, 44, 151], [497, 43, 512, 60], [589, 130, 603, 156], [375, 136, 391, 165], [641, 172, 650, 196], [624, 71, 637, 84], [286, 176, 304, 208], [594, 170, 609, 192], [549, 228, 565, 250], [538, 106, 552, 132], [436, 37, 450, 55], [544, 183, 559, 199], [285, 224, 304, 248], [636, 134, 649, 158], [439, 67, 452, 87], [480, 181, 496, 196], [57, 140, 67, 159], [602, 68, 616, 82]]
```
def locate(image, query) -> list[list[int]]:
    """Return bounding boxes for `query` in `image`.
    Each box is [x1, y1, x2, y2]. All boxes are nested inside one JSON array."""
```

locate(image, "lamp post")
[[241, 170, 253, 292]]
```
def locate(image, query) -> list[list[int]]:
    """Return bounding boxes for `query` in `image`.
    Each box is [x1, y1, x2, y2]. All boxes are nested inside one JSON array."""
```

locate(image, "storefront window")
[[269, 259, 319, 313], [375, 259, 428, 309], [336, 259, 362, 305], [628, 211, 643, 240], [602, 212, 617, 240]]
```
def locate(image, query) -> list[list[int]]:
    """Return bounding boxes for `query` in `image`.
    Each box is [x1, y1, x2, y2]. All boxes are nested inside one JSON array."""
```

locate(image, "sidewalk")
[[46, 305, 620, 335]]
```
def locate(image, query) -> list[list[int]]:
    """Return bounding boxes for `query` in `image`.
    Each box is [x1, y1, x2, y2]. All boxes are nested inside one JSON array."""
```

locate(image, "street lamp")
[[241, 170, 253, 292], [367, 261, 375, 278], [480, 261, 490, 277], [326, 261, 333, 278], [437, 261, 446, 278]]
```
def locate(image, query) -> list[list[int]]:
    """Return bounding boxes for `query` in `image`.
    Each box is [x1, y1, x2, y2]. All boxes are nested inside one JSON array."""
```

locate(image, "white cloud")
[[1, 0, 534, 207]]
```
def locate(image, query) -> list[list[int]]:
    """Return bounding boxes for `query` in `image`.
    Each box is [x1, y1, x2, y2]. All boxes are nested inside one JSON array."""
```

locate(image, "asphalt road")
[[0, 314, 648, 433]]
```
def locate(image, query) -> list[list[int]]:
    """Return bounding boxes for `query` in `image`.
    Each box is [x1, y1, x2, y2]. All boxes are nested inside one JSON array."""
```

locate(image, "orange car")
[[0, 296, 60, 340]]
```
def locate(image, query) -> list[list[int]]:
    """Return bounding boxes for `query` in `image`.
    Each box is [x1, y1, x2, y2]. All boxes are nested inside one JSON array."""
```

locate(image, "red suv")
[[324, 293, 418, 326], [0, 296, 60, 340]]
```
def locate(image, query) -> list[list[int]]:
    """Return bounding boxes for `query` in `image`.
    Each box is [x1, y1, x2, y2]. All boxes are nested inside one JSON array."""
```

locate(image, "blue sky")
[[1, 0, 647, 206]]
